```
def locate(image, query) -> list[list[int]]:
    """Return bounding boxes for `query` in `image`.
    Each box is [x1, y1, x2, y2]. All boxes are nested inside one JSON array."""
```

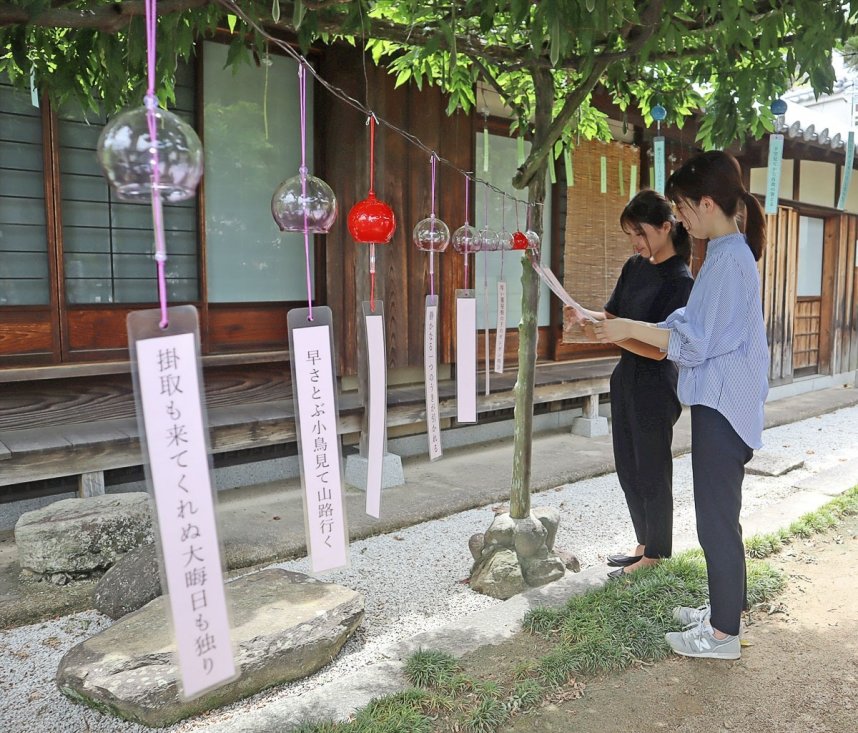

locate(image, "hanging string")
[[463, 173, 470, 288], [144, 0, 169, 329], [368, 114, 378, 312], [214, 0, 531, 208], [298, 62, 313, 321], [429, 153, 437, 297]]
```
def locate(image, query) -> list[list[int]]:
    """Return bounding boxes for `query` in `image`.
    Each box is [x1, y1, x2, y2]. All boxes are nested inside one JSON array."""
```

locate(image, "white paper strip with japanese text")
[[363, 302, 386, 518], [838, 131, 856, 211], [653, 137, 666, 194], [456, 289, 477, 423], [765, 134, 784, 214], [130, 310, 236, 700], [289, 308, 349, 573], [424, 294, 443, 460], [494, 281, 506, 374]]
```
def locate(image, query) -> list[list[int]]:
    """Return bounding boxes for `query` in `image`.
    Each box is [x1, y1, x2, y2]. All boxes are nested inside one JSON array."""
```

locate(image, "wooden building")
[[1, 40, 856, 517]]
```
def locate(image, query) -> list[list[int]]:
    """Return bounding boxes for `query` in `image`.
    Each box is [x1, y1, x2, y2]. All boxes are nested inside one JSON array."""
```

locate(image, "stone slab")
[[746, 451, 805, 477], [14, 493, 152, 575], [793, 457, 858, 496], [57, 569, 365, 728]]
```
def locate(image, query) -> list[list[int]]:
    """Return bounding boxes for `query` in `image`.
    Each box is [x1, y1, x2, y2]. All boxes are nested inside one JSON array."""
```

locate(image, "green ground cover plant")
[[293, 486, 858, 733]]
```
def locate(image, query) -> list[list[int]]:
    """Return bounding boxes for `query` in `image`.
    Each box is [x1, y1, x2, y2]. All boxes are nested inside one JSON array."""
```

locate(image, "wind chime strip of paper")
[[548, 145, 557, 185], [838, 131, 856, 211], [128, 309, 238, 700], [528, 257, 595, 323], [288, 62, 348, 572], [600, 155, 607, 194], [361, 300, 386, 517], [765, 99, 787, 215], [422, 155, 444, 459], [289, 309, 349, 571], [482, 185, 491, 396], [517, 134, 526, 166], [629, 164, 638, 200], [619, 160, 625, 197], [564, 148, 574, 187], [494, 197, 513, 376], [483, 116, 490, 173], [652, 104, 667, 195], [424, 293, 443, 459]]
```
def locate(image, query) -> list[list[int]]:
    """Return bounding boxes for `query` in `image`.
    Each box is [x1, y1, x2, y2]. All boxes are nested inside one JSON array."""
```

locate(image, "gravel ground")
[[1, 406, 857, 733]]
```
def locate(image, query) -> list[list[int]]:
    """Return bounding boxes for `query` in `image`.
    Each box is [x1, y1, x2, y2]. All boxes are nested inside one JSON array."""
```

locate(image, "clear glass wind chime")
[[97, 0, 238, 701]]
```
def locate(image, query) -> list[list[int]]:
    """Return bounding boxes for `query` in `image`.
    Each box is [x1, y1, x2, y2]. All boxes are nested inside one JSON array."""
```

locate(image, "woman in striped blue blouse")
[[593, 150, 769, 661]]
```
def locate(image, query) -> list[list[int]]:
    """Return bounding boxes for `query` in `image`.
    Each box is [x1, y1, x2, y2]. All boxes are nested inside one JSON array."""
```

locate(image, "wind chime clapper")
[[765, 98, 788, 215], [651, 103, 667, 195]]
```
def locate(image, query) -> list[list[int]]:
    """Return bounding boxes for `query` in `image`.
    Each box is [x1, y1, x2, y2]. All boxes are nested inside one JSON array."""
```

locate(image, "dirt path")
[[501, 514, 858, 733]]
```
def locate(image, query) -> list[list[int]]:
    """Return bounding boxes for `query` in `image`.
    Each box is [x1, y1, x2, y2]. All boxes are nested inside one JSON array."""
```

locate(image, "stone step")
[[793, 458, 858, 497]]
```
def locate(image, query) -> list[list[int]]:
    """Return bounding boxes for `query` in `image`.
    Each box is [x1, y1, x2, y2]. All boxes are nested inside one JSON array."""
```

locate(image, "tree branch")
[[468, 53, 526, 122], [512, 0, 666, 189], [0, 0, 209, 32]]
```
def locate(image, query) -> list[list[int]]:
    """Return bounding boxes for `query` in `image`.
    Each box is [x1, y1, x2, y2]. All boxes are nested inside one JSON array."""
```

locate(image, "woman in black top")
[[573, 189, 693, 577]]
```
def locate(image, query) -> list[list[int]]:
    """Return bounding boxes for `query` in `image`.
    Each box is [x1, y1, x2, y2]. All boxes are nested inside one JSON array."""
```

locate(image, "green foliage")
[[1, 0, 853, 153], [403, 648, 460, 688]]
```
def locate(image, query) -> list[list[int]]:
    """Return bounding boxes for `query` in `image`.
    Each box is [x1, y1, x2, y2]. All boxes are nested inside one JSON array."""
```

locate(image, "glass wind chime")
[[272, 63, 349, 573], [651, 103, 667, 195], [347, 115, 396, 513], [96, 0, 237, 701], [414, 154, 451, 455]]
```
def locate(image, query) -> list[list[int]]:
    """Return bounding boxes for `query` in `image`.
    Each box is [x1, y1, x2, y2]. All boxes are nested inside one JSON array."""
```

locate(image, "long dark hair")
[[665, 150, 765, 261], [620, 189, 691, 265]]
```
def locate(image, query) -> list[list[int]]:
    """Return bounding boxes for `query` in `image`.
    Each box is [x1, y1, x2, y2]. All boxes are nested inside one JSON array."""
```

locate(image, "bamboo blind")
[[562, 139, 641, 343]]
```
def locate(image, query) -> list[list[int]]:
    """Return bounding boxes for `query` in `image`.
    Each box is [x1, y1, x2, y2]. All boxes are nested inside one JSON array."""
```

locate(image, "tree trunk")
[[509, 66, 553, 520]]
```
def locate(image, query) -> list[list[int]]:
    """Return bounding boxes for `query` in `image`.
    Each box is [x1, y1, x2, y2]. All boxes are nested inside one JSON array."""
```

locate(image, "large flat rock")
[[793, 457, 858, 496], [57, 568, 364, 728], [15, 494, 153, 575], [746, 451, 805, 477]]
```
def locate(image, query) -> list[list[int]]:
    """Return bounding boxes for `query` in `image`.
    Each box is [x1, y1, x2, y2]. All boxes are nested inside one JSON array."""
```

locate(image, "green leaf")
[[226, 14, 237, 33]]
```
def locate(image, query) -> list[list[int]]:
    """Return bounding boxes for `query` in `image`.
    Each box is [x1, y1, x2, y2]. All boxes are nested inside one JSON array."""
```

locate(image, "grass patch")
[[287, 486, 858, 733]]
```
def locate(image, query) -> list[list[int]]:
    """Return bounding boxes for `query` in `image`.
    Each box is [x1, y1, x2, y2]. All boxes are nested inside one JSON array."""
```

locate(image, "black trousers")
[[691, 405, 753, 636], [610, 358, 681, 559]]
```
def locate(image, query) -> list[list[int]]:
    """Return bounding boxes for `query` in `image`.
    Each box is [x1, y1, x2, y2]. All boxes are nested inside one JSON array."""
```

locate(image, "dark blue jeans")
[[691, 405, 753, 636]]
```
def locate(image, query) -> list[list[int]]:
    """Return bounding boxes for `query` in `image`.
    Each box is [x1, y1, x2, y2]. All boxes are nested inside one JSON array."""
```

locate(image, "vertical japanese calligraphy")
[[653, 137, 666, 195], [291, 321, 349, 572], [424, 295, 443, 460], [493, 281, 506, 375], [456, 290, 477, 423], [135, 330, 236, 700], [364, 307, 386, 518], [765, 134, 785, 215]]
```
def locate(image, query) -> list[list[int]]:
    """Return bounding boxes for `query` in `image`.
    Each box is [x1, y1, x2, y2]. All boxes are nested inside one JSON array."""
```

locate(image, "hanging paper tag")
[[765, 134, 785, 214], [517, 135, 525, 166], [362, 301, 386, 518], [456, 290, 477, 423], [288, 307, 349, 573], [483, 127, 490, 173], [29, 67, 39, 108], [494, 281, 507, 374], [548, 153, 557, 185], [530, 261, 594, 321], [838, 131, 856, 211], [653, 137, 666, 194], [127, 306, 237, 701], [600, 155, 607, 194], [619, 161, 625, 197], [424, 295, 443, 460], [629, 164, 638, 200], [564, 149, 574, 187]]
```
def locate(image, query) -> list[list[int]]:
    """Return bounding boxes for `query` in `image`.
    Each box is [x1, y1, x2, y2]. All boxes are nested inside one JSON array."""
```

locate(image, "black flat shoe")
[[607, 554, 643, 567], [607, 567, 629, 580]]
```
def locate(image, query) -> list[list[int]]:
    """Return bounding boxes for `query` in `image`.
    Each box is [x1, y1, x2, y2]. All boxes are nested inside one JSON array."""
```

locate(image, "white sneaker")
[[672, 604, 710, 627], [665, 619, 741, 660]]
